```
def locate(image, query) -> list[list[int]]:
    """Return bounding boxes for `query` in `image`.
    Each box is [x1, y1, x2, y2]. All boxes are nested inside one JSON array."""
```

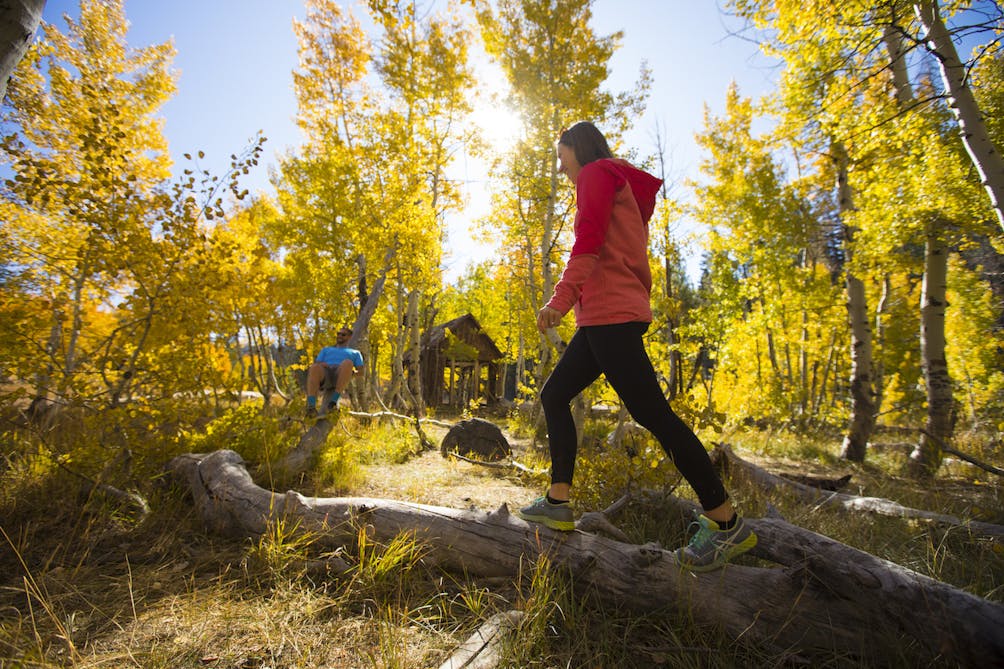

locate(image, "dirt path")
[[353, 425, 543, 512]]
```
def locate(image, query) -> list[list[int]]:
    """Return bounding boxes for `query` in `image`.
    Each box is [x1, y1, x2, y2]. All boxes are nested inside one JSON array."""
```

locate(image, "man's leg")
[[327, 359, 355, 409], [306, 363, 328, 413]]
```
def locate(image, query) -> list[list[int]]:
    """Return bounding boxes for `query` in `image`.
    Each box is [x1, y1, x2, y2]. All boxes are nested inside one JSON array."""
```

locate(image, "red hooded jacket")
[[546, 158, 663, 327]]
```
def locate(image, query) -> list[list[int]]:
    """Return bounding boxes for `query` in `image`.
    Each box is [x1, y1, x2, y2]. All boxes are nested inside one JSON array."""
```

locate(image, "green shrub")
[[180, 401, 299, 465]]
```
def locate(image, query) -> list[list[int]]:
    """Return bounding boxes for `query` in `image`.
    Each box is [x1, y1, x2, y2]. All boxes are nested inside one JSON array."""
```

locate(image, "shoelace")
[[686, 518, 715, 549]]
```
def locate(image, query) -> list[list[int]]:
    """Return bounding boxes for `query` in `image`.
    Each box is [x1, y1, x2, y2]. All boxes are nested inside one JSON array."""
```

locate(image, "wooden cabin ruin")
[[408, 314, 505, 409]]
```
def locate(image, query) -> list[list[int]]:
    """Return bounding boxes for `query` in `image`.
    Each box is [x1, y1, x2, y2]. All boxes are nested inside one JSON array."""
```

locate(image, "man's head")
[[336, 327, 352, 345]]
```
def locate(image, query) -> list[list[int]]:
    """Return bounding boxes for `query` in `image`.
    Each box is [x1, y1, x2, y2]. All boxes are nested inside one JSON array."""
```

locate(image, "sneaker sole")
[[679, 531, 758, 572], [515, 511, 575, 532]]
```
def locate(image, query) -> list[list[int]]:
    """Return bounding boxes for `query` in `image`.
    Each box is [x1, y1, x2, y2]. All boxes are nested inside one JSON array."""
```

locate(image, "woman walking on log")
[[515, 121, 756, 572]]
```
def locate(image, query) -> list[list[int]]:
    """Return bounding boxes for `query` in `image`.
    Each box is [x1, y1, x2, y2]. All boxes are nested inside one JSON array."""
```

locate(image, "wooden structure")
[[410, 314, 504, 408]]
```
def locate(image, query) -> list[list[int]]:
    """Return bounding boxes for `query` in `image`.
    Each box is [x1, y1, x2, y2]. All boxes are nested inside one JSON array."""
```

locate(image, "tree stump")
[[440, 418, 511, 461]]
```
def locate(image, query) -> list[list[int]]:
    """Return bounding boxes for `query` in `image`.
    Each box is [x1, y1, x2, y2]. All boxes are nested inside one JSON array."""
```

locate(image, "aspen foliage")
[[689, 86, 844, 425], [0, 0, 266, 413], [472, 0, 649, 390], [1, 0, 176, 404], [270, 0, 473, 403], [712, 0, 1004, 436]]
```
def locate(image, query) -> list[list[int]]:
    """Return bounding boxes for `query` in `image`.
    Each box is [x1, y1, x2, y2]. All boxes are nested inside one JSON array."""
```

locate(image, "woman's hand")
[[536, 306, 562, 332]]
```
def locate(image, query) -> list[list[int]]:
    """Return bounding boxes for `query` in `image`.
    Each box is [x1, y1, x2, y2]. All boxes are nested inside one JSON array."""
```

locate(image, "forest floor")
[[353, 424, 540, 511], [1, 410, 1002, 668]]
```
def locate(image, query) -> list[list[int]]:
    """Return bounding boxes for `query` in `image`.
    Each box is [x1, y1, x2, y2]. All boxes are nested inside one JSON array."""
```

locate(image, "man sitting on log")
[[305, 326, 363, 418]]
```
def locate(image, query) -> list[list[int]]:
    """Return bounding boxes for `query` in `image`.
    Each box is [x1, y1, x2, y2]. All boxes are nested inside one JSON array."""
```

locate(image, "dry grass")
[[1, 410, 1002, 667]]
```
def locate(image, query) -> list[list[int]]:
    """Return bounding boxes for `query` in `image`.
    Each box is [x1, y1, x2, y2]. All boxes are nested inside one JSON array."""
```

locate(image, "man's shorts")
[[320, 364, 340, 390]]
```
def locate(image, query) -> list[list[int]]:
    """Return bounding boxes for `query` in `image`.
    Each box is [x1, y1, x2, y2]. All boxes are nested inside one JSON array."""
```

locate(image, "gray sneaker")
[[515, 496, 575, 531], [675, 512, 757, 572]]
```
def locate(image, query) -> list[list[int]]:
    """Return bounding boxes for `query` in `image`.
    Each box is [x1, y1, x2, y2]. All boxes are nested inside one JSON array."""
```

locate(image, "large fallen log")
[[711, 444, 1004, 541], [652, 491, 1002, 663], [167, 450, 1004, 666]]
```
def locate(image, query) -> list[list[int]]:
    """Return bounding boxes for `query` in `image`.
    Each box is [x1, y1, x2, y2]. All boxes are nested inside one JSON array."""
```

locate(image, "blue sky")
[[39, 0, 776, 282]]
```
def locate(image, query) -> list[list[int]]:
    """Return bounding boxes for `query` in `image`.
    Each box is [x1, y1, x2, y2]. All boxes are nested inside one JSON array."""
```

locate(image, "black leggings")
[[540, 322, 728, 511]]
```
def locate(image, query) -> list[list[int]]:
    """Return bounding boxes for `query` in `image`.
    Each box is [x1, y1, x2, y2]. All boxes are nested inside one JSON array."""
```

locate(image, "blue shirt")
[[315, 346, 364, 368]]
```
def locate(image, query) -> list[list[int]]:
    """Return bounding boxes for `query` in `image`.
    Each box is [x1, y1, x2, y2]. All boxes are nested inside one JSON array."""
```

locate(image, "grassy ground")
[[1, 408, 1002, 668]]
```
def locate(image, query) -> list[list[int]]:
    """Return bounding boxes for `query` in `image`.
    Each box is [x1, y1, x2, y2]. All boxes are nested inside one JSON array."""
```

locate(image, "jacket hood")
[[596, 159, 663, 223]]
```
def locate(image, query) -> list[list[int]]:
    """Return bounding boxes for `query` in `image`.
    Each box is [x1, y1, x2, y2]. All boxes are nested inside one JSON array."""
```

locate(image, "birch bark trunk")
[[914, 0, 1004, 232], [881, 22, 956, 477], [0, 0, 45, 100], [833, 141, 875, 462], [909, 223, 953, 477], [405, 289, 424, 417]]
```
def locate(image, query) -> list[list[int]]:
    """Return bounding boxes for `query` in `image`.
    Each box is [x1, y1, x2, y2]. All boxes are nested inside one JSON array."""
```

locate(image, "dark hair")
[[558, 121, 613, 167]]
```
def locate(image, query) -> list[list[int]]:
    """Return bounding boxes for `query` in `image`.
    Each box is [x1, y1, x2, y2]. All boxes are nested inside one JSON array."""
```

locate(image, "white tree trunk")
[[0, 0, 45, 100], [881, 22, 957, 477], [914, 0, 1004, 231], [910, 223, 952, 477], [872, 275, 890, 423], [833, 141, 875, 461], [406, 289, 424, 416], [882, 24, 913, 107], [386, 274, 408, 410]]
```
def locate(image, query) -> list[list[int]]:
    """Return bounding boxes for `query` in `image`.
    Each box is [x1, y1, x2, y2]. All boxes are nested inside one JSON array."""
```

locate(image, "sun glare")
[[471, 101, 524, 152]]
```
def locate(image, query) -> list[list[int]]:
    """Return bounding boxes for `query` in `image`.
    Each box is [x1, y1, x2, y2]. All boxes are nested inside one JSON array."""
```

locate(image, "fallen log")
[[711, 444, 1004, 541], [940, 446, 1004, 477], [654, 491, 1002, 664], [167, 450, 1004, 666], [872, 427, 1004, 477], [438, 610, 524, 669], [918, 429, 1004, 478], [347, 410, 454, 429], [777, 472, 851, 491]]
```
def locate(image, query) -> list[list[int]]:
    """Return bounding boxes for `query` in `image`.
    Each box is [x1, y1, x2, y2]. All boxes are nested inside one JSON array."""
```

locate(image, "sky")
[[38, 0, 778, 283]]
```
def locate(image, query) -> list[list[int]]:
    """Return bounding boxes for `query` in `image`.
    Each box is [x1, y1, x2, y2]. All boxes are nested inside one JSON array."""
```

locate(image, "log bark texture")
[[167, 450, 1004, 666], [655, 492, 1003, 665]]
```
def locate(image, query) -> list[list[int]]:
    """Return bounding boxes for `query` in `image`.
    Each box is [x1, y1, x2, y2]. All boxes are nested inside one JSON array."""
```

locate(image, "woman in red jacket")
[[516, 122, 756, 572]]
